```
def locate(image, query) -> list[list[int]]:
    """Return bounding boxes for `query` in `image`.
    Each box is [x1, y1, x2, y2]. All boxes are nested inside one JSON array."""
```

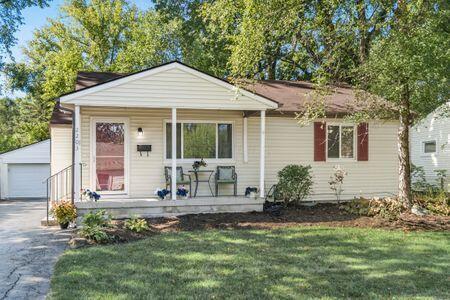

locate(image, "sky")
[[3, 0, 154, 97]]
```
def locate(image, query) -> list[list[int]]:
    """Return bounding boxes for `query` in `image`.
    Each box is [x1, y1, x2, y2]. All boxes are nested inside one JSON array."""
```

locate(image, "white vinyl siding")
[[77, 107, 399, 201], [64, 66, 276, 110], [50, 126, 73, 174], [411, 103, 450, 190]]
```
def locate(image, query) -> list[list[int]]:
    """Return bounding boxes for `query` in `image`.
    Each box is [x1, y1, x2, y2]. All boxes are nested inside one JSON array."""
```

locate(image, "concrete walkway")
[[0, 200, 71, 300]]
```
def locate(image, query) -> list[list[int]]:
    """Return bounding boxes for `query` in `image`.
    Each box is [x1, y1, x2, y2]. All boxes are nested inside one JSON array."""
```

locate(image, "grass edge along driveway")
[[49, 226, 449, 299]]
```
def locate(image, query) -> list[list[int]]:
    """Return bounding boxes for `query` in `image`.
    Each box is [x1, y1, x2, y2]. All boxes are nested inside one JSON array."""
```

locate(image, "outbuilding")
[[0, 140, 50, 199]]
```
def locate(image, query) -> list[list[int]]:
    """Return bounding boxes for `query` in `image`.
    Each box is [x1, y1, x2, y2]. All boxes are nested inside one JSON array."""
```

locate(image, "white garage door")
[[8, 164, 50, 198]]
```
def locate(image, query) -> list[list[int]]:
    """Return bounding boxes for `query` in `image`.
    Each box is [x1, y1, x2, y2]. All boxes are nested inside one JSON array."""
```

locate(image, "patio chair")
[[164, 166, 192, 197], [215, 166, 237, 196]]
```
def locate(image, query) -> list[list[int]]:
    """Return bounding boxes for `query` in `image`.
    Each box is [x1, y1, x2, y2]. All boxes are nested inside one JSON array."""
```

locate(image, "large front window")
[[166, 122, 233, 159], [327, 125, 355, 159], [95, 122, 125, 192]]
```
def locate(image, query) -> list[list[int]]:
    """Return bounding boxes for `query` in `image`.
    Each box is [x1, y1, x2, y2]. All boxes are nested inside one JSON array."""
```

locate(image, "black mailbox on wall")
[[137, 145, 152, 156]]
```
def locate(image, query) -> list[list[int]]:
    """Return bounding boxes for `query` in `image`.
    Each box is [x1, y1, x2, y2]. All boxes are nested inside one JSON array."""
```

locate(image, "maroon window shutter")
[[357, 123, 369, 161], [314, 122, 326, 161]]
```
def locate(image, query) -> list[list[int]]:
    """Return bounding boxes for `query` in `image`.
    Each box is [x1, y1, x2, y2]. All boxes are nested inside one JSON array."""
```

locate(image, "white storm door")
[[92, 119, 128, 194]]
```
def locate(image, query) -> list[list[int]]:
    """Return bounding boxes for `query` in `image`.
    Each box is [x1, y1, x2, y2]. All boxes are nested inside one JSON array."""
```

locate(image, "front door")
[[92, 119, 128, 194]]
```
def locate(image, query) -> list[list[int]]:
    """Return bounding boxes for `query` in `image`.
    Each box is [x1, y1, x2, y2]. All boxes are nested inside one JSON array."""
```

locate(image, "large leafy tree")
[[202, 0, 394, 82], [154, 0, 230, 77], [359, 0, 449, 205], [0, 0, 50, 67]]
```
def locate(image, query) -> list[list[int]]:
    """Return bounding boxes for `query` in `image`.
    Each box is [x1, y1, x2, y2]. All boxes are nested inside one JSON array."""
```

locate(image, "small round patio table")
[[188, 169, 215, 197]]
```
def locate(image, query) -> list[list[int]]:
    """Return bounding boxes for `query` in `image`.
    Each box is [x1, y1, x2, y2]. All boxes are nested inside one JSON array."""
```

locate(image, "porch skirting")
[[75, 197, 264, 220]]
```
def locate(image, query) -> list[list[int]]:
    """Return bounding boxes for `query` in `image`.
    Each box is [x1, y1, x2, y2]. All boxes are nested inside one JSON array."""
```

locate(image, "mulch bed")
[[93, 204, 449, 244]]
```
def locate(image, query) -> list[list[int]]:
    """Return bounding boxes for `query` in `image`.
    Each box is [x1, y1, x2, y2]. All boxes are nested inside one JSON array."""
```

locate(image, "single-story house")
[[0, 140, 50, 199], [410, 102, 450, 190], [49, 61, 399, 218]]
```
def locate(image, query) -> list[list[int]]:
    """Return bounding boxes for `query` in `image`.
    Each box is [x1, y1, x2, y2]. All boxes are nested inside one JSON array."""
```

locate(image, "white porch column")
[[74, 105, 81, 201], [243, 116, 248, 163], [259, 110, 265, 198], [171, 108, 177, 200]]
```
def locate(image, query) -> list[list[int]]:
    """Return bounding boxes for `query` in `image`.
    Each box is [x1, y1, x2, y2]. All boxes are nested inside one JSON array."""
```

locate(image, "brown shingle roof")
[[246, 80, 355, 115], [51, 71, 359, 125]]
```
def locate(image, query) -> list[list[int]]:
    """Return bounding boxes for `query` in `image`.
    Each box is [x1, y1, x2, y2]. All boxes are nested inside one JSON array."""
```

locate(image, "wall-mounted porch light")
[[137, 127, 143, 136]]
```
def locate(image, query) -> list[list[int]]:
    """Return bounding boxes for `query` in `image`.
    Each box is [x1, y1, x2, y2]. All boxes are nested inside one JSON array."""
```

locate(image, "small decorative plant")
[[79, 210, 111, 243], [434, 169, 448, 191], [51, 200, 77, 229], [82, 189, 101, 202], [192, 158, 207, 170], [245, 187, 258, 198], [155, 188, 170, 200], [329, 165, 347, 203], [176, 186, 189, 198], [125, 216, 149, 233]]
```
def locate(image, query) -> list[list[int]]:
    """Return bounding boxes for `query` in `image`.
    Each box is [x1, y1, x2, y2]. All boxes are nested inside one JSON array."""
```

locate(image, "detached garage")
[[0, 140, 50, 199]]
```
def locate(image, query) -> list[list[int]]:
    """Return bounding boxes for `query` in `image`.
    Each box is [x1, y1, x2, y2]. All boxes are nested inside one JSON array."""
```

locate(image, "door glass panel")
[[96, 122, 125, 191]]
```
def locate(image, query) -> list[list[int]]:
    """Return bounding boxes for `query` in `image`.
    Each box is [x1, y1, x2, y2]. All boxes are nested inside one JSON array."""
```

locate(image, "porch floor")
[[75, 196, 265, 219]]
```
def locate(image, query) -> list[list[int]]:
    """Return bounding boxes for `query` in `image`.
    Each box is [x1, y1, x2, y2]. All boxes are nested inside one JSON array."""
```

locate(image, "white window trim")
[[90, 117, 130, 196], [326, 123, 357, 162], [422, 140, 437, 156], [163, 119, 235, 164]]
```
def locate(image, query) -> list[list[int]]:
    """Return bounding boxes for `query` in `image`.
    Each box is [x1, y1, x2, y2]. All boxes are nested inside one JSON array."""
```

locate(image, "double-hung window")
[[165, 121, 233, 160], [327, 125, 355, 159]]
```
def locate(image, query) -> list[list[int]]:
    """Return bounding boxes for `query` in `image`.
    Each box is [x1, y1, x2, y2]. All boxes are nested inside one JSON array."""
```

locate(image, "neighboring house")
[[410, 103, 450, 190], [49, 61, 399, 218], [0, 140, 50, 199]]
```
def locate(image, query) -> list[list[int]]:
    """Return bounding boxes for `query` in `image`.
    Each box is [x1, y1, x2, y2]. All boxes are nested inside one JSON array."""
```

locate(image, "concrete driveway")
[[0, 200, 71, 300]]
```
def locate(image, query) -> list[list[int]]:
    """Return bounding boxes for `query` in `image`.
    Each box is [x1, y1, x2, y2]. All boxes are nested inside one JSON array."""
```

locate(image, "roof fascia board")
[[55, 101, 270, 110]]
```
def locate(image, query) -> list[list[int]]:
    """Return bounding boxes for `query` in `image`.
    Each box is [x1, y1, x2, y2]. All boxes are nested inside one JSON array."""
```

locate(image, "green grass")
[[50, 226, 450, 299]]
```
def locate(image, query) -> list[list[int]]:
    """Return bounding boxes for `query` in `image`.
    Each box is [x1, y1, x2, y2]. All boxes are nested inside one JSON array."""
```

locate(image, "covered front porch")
[[58, 62, 279, 218]]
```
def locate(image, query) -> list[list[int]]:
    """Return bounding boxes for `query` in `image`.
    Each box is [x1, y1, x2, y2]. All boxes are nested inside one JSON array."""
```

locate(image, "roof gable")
[[0, 140, 50, 163], [60, 62, 278, 110]]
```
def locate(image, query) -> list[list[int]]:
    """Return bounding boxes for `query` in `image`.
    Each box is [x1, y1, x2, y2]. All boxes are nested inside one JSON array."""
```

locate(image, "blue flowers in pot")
[[82, 189, 101, 202], [155, 188, 170, 200], [176, 186, 189, 199], [245, 187, 258, 199]]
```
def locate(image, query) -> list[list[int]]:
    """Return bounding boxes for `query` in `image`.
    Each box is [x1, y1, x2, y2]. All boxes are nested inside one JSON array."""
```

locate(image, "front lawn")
[[50, 226, 449, 299]]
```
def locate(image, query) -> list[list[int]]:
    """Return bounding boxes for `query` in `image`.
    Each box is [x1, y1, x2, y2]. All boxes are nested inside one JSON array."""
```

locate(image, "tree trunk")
[[398, 86, 412, 207]]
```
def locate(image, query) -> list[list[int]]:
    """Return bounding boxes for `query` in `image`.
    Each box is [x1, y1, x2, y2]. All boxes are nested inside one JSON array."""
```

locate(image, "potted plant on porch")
[[176, 186, 189, 199], [51, 200, 77, 229]]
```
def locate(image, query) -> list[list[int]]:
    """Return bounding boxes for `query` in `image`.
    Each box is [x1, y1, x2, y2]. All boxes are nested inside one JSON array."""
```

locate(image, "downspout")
[[57, 100, 75, 204]]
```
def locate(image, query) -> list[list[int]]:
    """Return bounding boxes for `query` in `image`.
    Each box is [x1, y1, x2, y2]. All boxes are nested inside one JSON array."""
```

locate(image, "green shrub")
[[277, 164, 313, 206], [124, 216, 149, 233], [80, 226, 110, 243], [82, 210, 111, 228], [79, 210, 112, 243]]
